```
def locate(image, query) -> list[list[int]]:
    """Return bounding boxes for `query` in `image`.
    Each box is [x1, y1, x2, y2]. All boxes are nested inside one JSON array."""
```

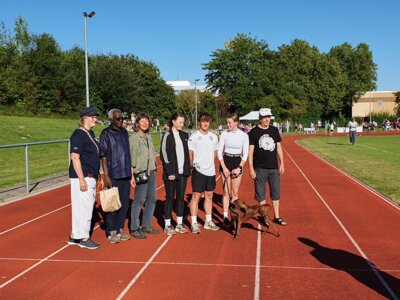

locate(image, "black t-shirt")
[[69, 129, 100, 178], [248, 125, 281, 169]]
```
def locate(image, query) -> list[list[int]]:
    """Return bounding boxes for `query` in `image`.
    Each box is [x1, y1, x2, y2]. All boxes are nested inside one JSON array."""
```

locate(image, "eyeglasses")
[[115, 117, 123, 121]]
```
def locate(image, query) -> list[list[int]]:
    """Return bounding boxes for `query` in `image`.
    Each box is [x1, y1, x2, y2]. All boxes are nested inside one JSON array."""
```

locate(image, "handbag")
[[134, 170, 149, 184], [99, 187, 121, 212]]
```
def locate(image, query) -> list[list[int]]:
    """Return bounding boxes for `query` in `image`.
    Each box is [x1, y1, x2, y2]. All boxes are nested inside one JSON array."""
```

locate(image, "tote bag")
[[99, 187, 121, 212]]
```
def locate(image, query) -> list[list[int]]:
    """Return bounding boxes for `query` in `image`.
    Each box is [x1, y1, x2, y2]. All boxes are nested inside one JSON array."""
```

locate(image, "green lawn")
[[0, 116, 163, 189], [298, 135, 400, 205]]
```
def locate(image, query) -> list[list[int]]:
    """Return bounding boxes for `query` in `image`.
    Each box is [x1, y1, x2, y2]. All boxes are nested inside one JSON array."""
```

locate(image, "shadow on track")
[[299, 237, 399, 299]]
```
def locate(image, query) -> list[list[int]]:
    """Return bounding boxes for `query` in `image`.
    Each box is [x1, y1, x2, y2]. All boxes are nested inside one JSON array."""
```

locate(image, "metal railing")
[[0, 140, 70, 194]]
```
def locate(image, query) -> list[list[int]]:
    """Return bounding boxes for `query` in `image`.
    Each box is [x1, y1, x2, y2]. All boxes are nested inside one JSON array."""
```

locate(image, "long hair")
[[168, 112, 185, 129]]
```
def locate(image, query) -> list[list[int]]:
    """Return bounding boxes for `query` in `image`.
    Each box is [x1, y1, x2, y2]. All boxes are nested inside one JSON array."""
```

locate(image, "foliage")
[[0, 17, 175, 121], [204, 33, 377, 121]]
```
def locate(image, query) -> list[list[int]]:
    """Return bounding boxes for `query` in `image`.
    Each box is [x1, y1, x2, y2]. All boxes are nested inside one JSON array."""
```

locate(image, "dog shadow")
[[299, 237, 400, 298]]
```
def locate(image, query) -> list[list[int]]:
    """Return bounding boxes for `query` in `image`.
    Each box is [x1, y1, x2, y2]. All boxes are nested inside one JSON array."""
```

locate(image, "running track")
[[0, 135, 399, 299]]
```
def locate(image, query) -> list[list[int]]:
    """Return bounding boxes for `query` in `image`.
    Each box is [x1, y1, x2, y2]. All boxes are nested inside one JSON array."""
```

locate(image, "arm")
[[248, 145, 256, 179], [160, 132, 174, 178], [232, 133, 249, 177], [71, 152, 88, 191], [277, 142, 285, 174], [217, 134, 230, 178], [101, 156, 112, 188]]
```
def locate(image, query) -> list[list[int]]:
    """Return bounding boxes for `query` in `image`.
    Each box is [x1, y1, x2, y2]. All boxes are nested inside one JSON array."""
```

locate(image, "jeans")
[[130, 171, 157, 231], [164, 175, 188, 219], [349, 131, 356, 144], [105, 177, 131, 235]]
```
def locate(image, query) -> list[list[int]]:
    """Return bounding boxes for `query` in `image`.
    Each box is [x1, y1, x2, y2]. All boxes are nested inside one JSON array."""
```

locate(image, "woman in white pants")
[[68, 107, 101, 249]]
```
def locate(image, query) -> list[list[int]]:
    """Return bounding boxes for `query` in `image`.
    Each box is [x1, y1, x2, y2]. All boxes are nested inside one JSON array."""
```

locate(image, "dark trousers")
[[164, 175, 188, 219], [349, 131, 356, 144], [105, 177, 131, 235]]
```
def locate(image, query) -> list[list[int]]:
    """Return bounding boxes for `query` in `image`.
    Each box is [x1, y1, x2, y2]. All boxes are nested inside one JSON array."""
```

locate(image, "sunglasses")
[[115, 117, 123, 121]]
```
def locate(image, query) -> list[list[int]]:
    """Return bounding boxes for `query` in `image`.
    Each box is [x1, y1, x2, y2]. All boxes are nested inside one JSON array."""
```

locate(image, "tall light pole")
[[369, 90, 373, 124], [83, 11, 95, 107], [194, 79, 199, 128]]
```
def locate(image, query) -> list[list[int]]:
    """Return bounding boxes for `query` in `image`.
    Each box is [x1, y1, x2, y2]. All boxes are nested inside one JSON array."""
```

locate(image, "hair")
[[134, 112, 151, 133], [198, 112, 212, 123], [168, 112, 185, 129], [107, 108, 122, 120], [227, 113, 239, 123]]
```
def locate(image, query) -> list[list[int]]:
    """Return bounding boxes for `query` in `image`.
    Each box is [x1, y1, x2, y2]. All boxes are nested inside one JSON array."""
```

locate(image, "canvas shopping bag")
[[99, 187, 121, 212]]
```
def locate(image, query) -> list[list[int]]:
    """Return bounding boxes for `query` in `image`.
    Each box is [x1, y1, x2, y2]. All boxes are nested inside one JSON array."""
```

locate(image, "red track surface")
[[1, 135, 399, 299]]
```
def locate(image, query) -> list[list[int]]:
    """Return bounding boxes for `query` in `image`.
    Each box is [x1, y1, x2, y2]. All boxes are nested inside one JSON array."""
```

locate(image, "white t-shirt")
[[188, 130, 218, 176], [217, 129, 249, 161]]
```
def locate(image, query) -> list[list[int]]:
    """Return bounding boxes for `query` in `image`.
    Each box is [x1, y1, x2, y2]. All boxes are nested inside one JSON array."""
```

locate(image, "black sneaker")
[[130, 229, 147, 239], [141, 226, 160, 234], [67, 236, 82, 246], [78, 239, 100, 250], [223, 218, 232, 228]]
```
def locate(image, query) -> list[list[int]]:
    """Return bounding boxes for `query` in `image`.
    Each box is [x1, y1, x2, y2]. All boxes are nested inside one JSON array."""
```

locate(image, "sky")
[[1, 0, 399, 90]]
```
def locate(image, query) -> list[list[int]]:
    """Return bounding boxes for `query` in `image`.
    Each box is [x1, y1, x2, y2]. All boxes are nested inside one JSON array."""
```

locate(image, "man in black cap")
[[248, 108, 286, 226]]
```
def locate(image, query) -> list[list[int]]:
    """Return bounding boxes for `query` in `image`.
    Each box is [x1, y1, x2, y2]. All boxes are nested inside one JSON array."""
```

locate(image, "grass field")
[[0, 116, 162, 189], [298, 134, 400, 205]]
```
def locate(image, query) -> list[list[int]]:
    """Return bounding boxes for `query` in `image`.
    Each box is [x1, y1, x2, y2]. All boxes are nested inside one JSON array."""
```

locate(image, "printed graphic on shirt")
[[259, 134, 275, 152]]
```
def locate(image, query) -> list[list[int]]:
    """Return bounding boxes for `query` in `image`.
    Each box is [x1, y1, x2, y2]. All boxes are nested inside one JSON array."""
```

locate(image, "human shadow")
[[299, 237, 400, 299]]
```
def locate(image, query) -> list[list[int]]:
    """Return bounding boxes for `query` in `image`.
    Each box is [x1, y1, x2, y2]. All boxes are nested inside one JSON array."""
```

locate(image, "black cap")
[[80, 107, 99, 117]]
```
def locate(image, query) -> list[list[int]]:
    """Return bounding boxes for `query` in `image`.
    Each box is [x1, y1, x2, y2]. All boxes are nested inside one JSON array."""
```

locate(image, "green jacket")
[[129, 131, 157, 174]]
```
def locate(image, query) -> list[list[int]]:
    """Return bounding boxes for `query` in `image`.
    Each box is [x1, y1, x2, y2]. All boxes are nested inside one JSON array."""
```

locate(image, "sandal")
[[274, 218, 287, 226]]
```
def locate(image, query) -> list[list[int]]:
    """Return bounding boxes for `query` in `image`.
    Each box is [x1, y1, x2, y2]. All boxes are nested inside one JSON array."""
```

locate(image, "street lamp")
[[194, 79, 199, 128], [83, 11, 95, 107], [369, 90, 373, 124]]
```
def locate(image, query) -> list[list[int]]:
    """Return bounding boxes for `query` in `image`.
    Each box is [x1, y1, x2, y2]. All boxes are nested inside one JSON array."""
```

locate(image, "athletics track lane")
[[0, 135, 399, 299]]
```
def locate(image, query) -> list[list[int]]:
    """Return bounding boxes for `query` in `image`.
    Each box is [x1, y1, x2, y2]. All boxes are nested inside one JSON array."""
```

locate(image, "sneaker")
[[141, 226, 160, 234], [117, 230, 131, 241], [108, 231, 120, 244], [130, 229, 147, 239], [67, 236, 82, 246], [223, 218, 232, 228], [204, 220, 220, 231], [175, 224, 187, 234], [164, 225, 175, 236], [191, 223, 201, 234], [78, 239, 100, 250]]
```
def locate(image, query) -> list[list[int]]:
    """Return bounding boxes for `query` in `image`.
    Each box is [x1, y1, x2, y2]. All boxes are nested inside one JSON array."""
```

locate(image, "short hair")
[[134, 112, 151, 133], [227, 113, 239, 123], [107, 108, 122, 120], [198, 112, 212, 122]]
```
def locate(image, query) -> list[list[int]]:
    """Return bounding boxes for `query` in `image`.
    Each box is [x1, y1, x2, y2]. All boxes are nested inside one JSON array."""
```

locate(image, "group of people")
[[68, 107, 286, 249]]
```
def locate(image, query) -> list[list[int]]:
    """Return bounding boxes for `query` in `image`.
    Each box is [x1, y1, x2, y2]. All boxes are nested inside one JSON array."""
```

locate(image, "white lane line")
[[284, 147, 398, 300], [0, 244, 69, 289], [295, 141, 399, 211], [1, 257, 399, 273], [0, 204, 71, 235], [253, 224, 262, 300], [116, 236, 172, 300]]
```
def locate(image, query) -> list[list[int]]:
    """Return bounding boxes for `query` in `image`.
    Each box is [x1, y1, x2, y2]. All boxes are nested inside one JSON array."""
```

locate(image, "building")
[[352, 91, 397, 118], [166, 80, 208, 95]]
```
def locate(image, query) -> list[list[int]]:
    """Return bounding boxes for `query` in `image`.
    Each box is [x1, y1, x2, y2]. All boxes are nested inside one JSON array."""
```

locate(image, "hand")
[[79, 178, 88, 191], [231, 167, 242, 178], [249, 169, 256, 180], [223, 168, 230, 178], [168, 175, 176, 181], [279, 164, 285, 174], [130, 177, 136, 188], [104, 174, 112, 189]]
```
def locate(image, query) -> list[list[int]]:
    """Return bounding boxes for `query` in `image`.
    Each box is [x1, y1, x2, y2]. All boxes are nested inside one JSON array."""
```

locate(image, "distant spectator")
[[348, 117, 358, 145]]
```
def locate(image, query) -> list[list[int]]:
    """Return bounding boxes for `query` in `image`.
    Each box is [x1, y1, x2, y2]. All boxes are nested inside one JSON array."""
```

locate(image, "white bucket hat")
[[259, 108, 273, 117]]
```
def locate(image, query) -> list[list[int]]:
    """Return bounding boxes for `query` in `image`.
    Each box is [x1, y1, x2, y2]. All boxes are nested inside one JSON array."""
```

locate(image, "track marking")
[[0, 244, 69, 289], [116, 235, 172, 300], [1, 257, 399, 273], [284, 147, 398, 300], [253, 224, 261, 300], [295, 141, 399, 211], [0, 204, 71, 235]]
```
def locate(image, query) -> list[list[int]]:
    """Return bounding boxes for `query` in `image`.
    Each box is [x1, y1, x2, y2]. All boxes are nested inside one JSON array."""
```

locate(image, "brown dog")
[[230, 200, 280, 240]]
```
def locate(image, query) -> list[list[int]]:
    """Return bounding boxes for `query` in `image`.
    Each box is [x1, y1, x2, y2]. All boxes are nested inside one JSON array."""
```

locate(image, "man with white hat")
[[248, 108, 286, 226]]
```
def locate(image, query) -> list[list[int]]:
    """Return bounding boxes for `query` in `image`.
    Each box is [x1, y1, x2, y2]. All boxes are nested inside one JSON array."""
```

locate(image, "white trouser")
[[70, 177, 96, 239]]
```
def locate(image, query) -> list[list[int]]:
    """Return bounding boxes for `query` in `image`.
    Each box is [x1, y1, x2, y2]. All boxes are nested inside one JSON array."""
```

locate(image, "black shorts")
[[219, 154, 241, 173], [191, 169, 216, 193]]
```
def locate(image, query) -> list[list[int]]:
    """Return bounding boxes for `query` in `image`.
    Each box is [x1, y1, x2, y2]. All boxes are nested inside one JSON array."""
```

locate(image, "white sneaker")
[[175, 224, 187, 234], [191, 223, 201, 234], [164, 225, 175, 236], [204, 220, 220, 231]]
